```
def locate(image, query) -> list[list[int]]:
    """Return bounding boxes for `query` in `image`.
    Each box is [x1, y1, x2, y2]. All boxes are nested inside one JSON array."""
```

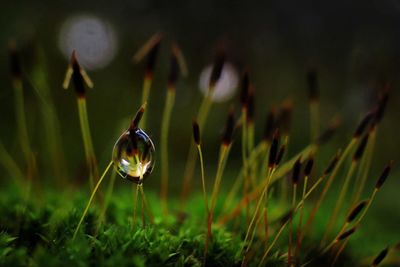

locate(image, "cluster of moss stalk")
[[1, 34, 398, 267]]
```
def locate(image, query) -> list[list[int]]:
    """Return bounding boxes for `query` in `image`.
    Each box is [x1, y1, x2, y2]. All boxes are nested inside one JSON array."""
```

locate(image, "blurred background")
[[0, 0, 399, 212]]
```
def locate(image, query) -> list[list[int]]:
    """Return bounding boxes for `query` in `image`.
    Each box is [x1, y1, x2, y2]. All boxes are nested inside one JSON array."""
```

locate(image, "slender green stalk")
[[197, 145, 209, 215], [241, 110, 251, 224], [77, 98, 99, 190], [73, 161, 113, 240], [160, 89, 175, 214], [208, 145, 231, 236], [241, 168, 275, 261], [329, 189, 380, 261], [140, 77, 152, 129], [352, 129, 376, 204], [304, 139, 357, 233], [221, 141, 267, 213], [258, 218, 289, 267], [288, 183, 297, 265], [196, 144, 210, 265], [258, 175, 326, 267], [294, 175, 309, 258], [181, 91, 213, 203], [97, 169, 117, 228], [217, 144, 317, 226], [139, 185, 153, 225], [30, 47, 67, 184], [310, 101, 320, 141], [321, 161, 357, 245], [132, 183, 140, 227], [0, 141, 25, 189]]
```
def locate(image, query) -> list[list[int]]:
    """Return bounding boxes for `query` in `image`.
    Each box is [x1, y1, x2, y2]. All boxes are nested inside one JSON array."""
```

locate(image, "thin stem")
[[73, 161, 113, 240], [208, 144, 231, 236], [77, 98, 99, 190], [304, 139, 357, 234], [132, 183, 140, 227], [97, 169, 117, 229], [221, 141, 267, 214], [258, 219, 289, 267], [321, 222, 349, 254], [294, 176, 309, 258], [196, 144, 210, 265], [352, 129, 376, 205], [329, 190, 379, 262], [321, 161, 357, 245], [140, 185, 154, 224], [217, 144, 317, 226], [288, 184, 297, 266], [160, 90, 175, 215], [197, 145, 209, 214], [181, 91, 213, 204], [140, 77, 152, 129], [241, 168, 275, 259], [258, 175, 325, 267], [310, 101, 320, 141], [241, 110, 251, 226]]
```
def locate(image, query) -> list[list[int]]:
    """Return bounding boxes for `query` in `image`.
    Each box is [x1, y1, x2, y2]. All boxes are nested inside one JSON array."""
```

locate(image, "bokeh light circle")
[[198, 63, 239, 102], [59, 14, 117, 70]]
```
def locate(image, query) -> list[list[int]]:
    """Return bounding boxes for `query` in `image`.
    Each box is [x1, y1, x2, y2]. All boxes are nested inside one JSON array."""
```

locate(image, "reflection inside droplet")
[[199, 62, 239, 102], [112, 128, 155, 184]]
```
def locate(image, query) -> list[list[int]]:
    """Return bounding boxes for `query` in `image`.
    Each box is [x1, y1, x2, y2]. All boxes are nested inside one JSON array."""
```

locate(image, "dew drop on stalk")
[[112, 128, 155, 184]]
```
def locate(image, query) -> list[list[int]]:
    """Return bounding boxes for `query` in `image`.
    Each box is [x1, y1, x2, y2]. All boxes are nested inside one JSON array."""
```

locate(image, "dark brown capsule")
[[346, 200, 367, 223], [371, 247, 389, 267], [304, 156, 314, 176], [130, 104, 146, 130], [375, 161, 393, 190], [353, 134, 369, 162], [307, 69, 319, 101], [70, 51, 86, 98], [268, 130, 280, 168], [263, 107, 276, 142], [209, 53, 225, 88], [240, 70, 249, 107], [222, 107, 235, 146], [315, 117, 341, 145], [192, 120, 201, 145], [323, 151, 341, 175], [275, 144, 286, 166], [292, 157, 302, 185], [145, 41, 160, 79], [9, 41, 22, 81], [353, 111, 374, 138], [336, 227, 357, 241], [277, 100, 293, 136], [167, 50, 179, 89], [374, 87, 390, 124]]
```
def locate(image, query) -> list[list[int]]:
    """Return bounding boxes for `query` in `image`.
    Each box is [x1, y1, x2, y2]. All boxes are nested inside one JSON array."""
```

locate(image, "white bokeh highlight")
[[59, 15, 117, 70], [199, 63, 239, 102]]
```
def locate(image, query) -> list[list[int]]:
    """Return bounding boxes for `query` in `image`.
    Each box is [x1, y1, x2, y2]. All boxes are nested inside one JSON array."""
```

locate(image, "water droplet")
[[112, 128, 155, 184]]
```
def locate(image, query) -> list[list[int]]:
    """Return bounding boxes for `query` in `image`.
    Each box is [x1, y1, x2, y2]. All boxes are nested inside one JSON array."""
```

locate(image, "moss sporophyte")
[[2, 35, 399, 267]]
